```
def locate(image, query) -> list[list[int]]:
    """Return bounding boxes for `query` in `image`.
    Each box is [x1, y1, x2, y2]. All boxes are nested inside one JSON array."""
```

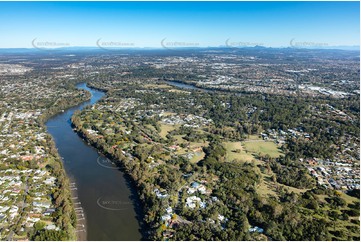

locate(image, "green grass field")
[[340, 192, 359, 204], [247, 134, 262, 140], [189, 151, 206, 163], [159, 124, 179, 139], [223, 141, 255, 162], [256, 172, 276, 197], [257, 172, 309, 198], [145, 124, 156, 131], [173, 134, 185, 143], [242, 140, 282, 158]]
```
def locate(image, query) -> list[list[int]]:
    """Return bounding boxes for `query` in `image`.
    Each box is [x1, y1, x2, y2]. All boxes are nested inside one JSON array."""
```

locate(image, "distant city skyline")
[[0, 1, 359, 48]]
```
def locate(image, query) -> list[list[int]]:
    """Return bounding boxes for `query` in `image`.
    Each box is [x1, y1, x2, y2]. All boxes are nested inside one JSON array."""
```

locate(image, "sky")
[[0, 1, 359, 48]]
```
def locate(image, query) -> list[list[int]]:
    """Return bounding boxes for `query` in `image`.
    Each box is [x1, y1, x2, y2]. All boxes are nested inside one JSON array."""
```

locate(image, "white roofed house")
[[9, 206, 19, 220], [0, 206, 10, 213], [249, 226, 264, 233], [153, 188, 169, 198], [45, 224, 60, 231], [33, 201, 51, 209], [165, 207, 172, 214], [43, 176, 56, 186], [187, 187, 196, 194], [43, 208, 56, 216], [161, 214, 171, 221], [185, 196, 206, 209], [197, 185, 207, 194]]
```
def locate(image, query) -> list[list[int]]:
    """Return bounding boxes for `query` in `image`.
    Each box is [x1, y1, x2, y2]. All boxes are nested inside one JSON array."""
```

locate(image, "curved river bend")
[[46, 83, 142, 240]]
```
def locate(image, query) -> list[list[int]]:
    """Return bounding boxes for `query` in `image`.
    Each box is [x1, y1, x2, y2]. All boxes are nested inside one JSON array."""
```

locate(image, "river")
[[45, 83, 142, 241], [166, 80, 207, 91]]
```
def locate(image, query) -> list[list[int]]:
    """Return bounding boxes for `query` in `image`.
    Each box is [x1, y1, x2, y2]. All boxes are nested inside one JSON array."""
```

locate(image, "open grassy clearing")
[[257, 176, 309, 198], [189, 141, 209, 148], [168, 133, 208, 163], [257, 165, 309, 197], [316, 193, 358, 205], [247, 134, 262, 140], [223, 141, 254, 163], [173, 135, 185, 144], [145, 124, 156, 132], [159, 124, 179, 139], [281, 183, 309, 194], [222, 141, 285, 197], [187, 141, 208, 163], [189, 152, 206, 163], [175, 141, 208, 153], [257, 174, 279, 197], [242, 140, 282, 158], [168, 89, 191, 94], [161, 111, 177, 116], [339, 192, 359, 204]]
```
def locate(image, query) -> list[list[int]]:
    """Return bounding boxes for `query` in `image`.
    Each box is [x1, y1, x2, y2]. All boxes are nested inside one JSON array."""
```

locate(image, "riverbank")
[[40, 85, 92, 240], [86, 82, 109, 93], [44, 83, 92, 241], [68, 178, 87, 241], [47, 83, 142, 240], [46, 136, 87, 241]]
